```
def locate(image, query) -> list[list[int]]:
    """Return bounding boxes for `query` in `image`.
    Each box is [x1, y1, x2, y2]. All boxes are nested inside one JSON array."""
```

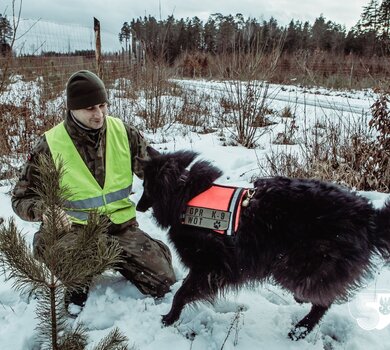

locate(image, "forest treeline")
[[119, 0, 390, 64], [1, 1, 389, 89]]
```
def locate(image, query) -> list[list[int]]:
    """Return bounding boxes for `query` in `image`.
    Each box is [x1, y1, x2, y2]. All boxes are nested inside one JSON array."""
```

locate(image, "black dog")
[[136, 147, 390, 339]]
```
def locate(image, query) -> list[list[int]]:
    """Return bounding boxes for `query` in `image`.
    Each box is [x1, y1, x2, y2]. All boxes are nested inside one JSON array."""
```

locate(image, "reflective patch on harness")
[[183, 206, 231, 230], [182, 184, 249, 235]]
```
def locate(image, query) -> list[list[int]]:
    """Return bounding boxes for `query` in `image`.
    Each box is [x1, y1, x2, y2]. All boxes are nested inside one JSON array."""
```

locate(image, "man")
[[12, 70, 176, 307]]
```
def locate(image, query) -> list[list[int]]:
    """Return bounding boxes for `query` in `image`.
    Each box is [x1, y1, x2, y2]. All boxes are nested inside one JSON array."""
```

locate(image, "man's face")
[[72, 103, 108, 129]]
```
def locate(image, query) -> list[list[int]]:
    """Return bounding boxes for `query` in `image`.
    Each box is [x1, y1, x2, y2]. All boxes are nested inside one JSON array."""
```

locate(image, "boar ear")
[[146, 146, 160, 158]]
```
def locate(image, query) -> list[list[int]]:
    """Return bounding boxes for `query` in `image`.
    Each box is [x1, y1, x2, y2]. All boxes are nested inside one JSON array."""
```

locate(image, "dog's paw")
[[288, 326, 309, 341], [161, 313, 177, 326]]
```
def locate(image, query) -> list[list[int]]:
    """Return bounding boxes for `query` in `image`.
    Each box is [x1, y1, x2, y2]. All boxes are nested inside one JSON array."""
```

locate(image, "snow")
[[1, 80, 390, 349]]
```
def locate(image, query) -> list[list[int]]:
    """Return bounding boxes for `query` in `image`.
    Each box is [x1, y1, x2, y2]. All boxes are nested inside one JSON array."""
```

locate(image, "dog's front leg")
[[162, 272, 203, 326], [288, 303, 330, 340]]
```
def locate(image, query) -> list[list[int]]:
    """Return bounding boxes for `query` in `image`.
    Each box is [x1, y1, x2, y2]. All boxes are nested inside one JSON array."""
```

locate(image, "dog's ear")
[[176, 151, 198, 169], [136, 147, 160, 168], [146, 146, 160, 158], [135, 156, 148, 167]]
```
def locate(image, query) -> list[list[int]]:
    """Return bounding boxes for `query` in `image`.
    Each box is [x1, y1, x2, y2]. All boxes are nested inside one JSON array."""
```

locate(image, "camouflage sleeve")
[[11, 136, 50, 222], [125, 124, 150, 179]]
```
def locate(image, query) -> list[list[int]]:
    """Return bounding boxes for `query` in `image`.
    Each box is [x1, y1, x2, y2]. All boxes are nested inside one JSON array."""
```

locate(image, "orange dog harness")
[[182, 184, 251, 235]]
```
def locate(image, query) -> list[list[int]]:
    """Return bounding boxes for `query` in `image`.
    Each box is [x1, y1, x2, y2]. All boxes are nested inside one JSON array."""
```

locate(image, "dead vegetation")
[[263, 89, 389, 192], [1, 52, 389, 192]]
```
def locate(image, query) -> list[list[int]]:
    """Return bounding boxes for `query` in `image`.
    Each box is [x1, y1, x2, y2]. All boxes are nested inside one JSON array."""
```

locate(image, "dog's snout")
[[136, 194, 153, 212], [136, 203, 147, 212]]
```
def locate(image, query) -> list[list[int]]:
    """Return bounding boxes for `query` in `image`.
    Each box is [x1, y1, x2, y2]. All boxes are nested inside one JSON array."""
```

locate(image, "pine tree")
[[379, 0, 390, 35], [119, 22, 132, 53], [187, 16, 203, 52], [0, 13, 12, 45], [378, 0, 390, 53], [285, 20, 299, 53], [0, 154, 131, 350], [204, 17, 217, 53], [359, 0, 381, 33], [355, 0, 390, 54]]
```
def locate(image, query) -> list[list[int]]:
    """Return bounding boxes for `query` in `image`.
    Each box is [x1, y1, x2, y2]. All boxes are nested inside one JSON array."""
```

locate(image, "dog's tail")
[[375, 199, 390, 259]]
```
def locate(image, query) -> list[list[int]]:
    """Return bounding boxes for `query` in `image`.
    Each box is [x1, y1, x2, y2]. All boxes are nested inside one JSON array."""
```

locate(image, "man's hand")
[[42, 206, 72, 231]]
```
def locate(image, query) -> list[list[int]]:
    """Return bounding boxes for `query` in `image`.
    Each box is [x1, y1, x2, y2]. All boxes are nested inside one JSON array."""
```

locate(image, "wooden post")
[[94, 17, 103, 78], [349, 58, 354, 90]]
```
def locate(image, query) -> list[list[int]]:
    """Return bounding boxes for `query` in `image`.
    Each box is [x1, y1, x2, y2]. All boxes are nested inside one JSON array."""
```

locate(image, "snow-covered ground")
[[1, 80, 389, 349]]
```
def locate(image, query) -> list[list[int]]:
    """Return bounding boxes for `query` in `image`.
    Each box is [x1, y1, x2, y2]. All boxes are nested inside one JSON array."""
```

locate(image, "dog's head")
[[136, 147, 198, 213]]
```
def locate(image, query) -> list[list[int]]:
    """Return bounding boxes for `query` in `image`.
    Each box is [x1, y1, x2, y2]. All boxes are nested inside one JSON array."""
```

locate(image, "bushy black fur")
[[136, 147, 390, 339]]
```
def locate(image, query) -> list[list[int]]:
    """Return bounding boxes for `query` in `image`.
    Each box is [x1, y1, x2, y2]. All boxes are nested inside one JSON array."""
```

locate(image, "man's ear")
[[146, 146, 160, 158]]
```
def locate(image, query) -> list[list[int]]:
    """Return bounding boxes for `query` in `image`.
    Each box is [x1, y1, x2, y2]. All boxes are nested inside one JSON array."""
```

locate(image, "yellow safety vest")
[[45, 116, 135, 225]]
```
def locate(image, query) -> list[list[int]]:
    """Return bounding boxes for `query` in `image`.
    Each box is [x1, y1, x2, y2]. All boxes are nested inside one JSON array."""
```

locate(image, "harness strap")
[[226, 188, 246, 235]]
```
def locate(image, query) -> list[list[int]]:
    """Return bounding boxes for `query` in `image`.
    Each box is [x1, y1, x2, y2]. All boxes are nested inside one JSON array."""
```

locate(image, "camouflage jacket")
[[12, 112, 149, 223]]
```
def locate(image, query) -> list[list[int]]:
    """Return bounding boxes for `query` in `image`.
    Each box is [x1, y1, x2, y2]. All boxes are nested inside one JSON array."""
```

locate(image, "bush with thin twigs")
[[0, 94, 63, 180], [359, 91, 390, 191], [280, 106, 294, 118], [273, 107, 299, 145], [220, 80, 273, 148], [175, 52, 210, 78], [134, 58, 183, 133], [175, 89, 213, 131], [263, 91, 390, 191], [220, 306, 245, 349], [216, 43, 283, 148], [1, 45, 388, 193]]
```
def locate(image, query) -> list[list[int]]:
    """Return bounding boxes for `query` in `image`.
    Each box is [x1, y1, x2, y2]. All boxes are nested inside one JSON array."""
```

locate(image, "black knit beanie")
[[66, 70, 108, 110]]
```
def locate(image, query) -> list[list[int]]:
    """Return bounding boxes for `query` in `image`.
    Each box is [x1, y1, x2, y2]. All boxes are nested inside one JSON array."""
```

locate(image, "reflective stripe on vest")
[[63, 185, 132, 209], [45, 116, 135, 225]]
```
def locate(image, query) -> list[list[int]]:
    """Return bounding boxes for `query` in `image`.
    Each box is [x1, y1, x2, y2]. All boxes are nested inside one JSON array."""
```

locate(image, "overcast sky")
[[2, 0, 369, 35]]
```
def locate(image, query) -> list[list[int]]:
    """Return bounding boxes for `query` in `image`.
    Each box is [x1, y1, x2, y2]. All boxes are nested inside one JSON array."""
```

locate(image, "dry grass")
[[263, 93, 390, 192], [0, 99, 62, 179], [1, 53, 389, 191], [174, 51, 390, 90]]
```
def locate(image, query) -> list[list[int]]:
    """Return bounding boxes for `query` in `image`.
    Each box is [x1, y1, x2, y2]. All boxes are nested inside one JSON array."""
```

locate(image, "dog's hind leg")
[[162, 272, 215, 326], [288, 304, 329, 340]]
